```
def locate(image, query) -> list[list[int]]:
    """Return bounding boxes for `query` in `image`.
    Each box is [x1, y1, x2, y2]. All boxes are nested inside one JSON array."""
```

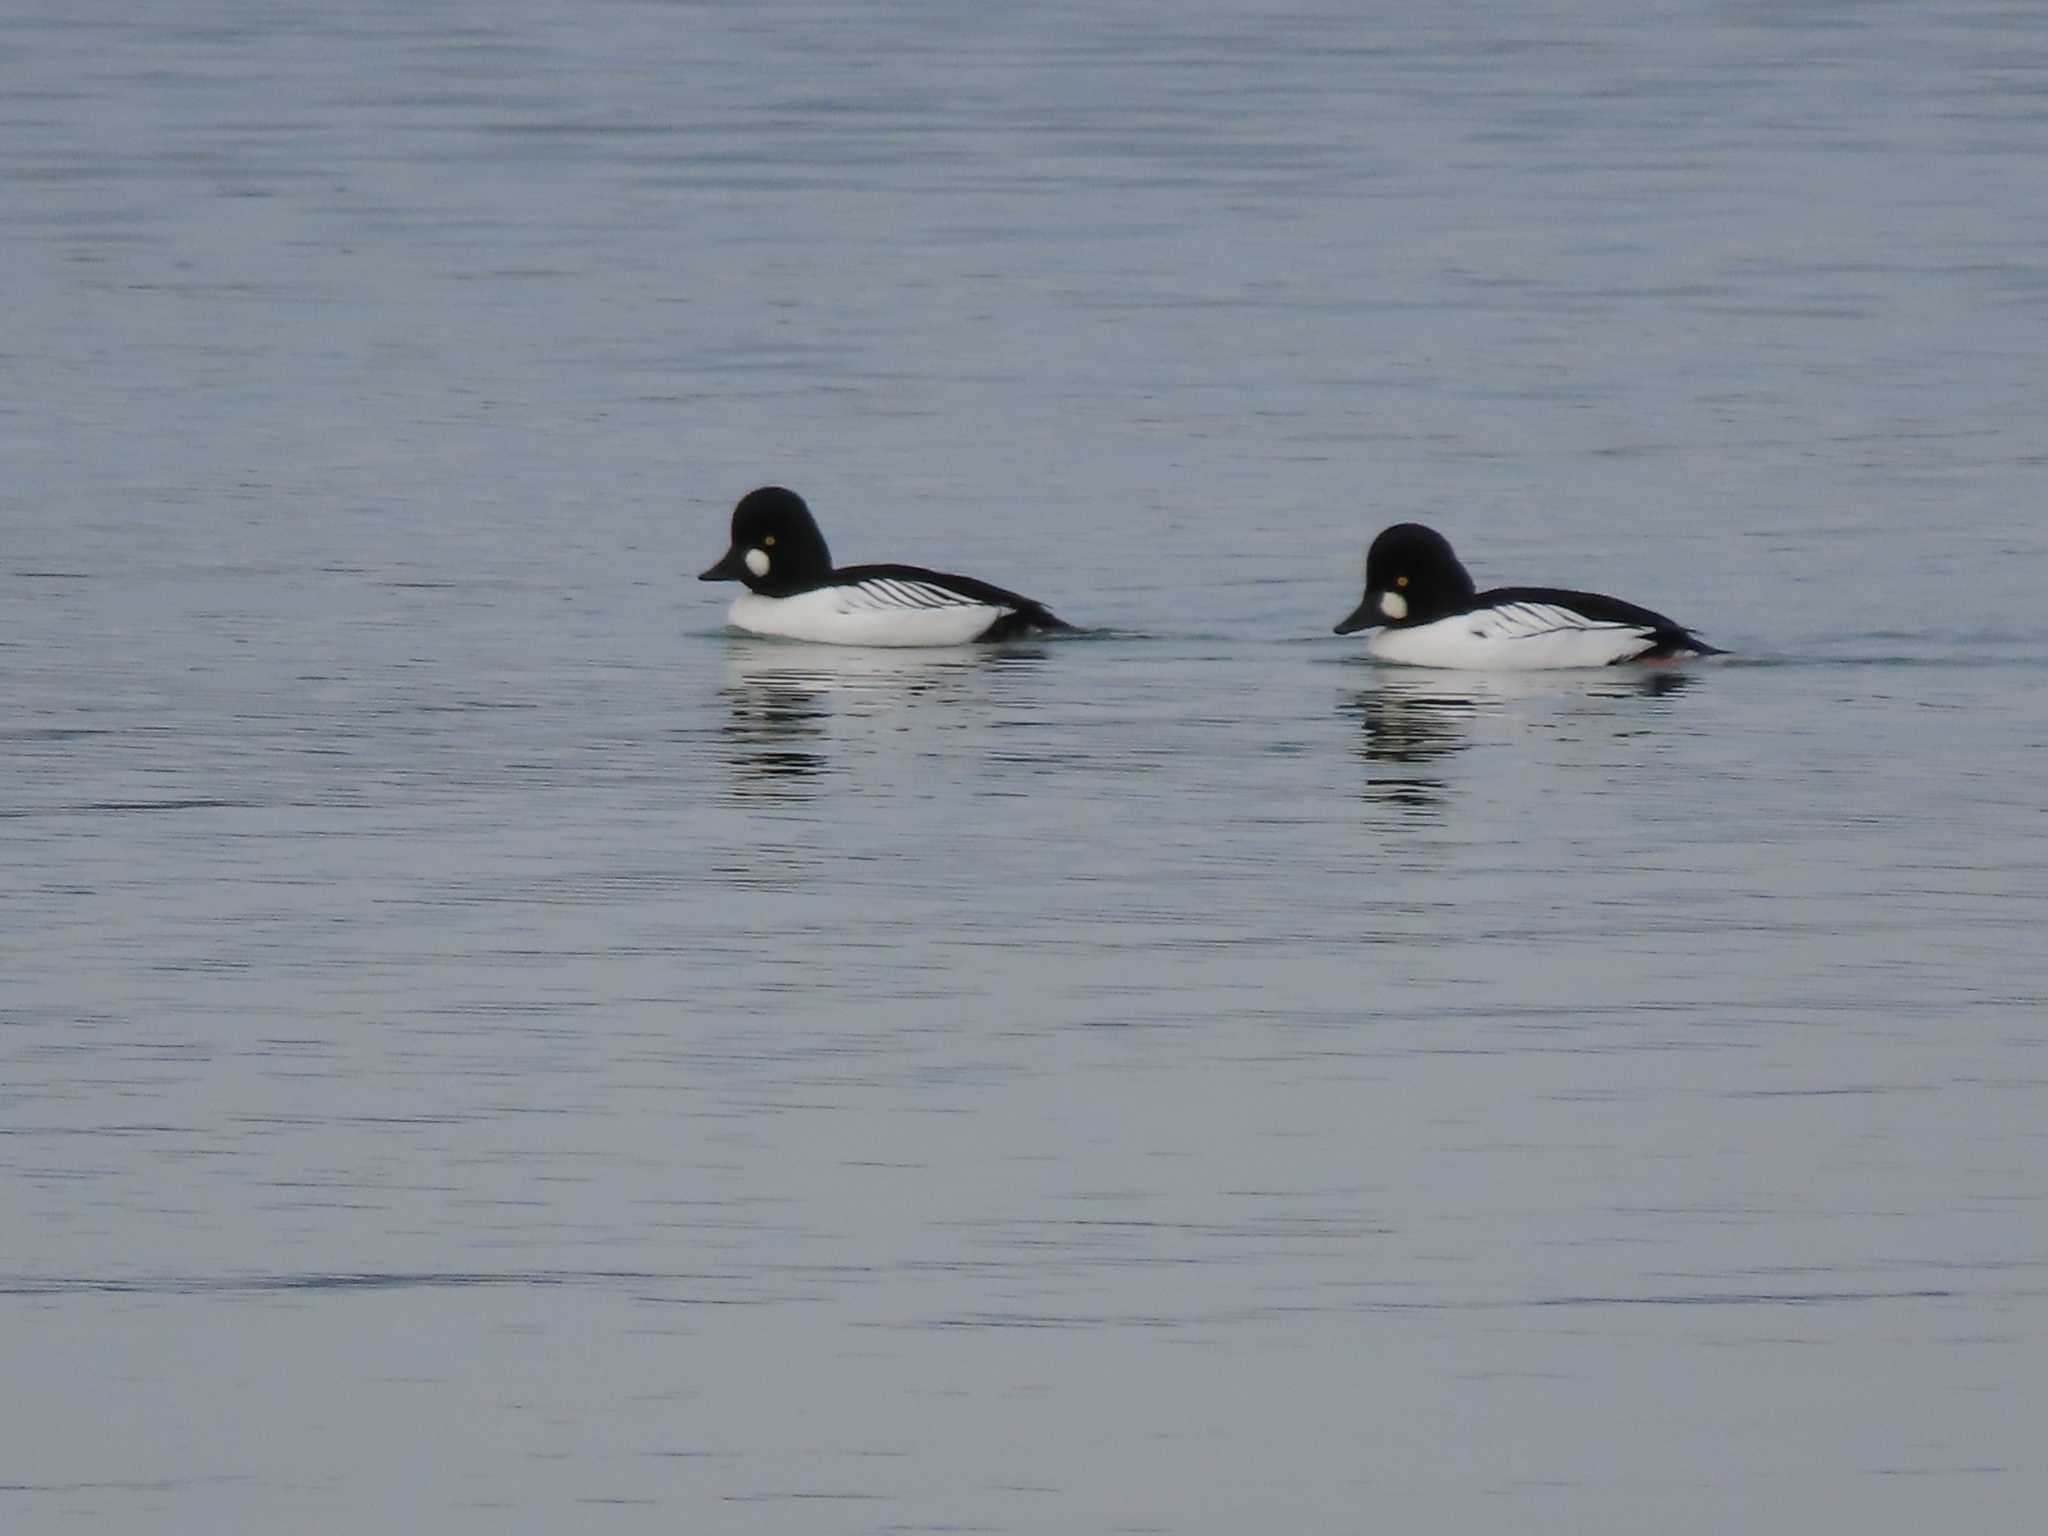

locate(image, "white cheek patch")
[[1379, 590, 1408, 621], [744, 548, 770, 578]]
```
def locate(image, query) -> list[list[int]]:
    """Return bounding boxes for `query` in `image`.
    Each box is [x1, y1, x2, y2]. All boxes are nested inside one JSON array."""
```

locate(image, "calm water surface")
[[5, 2, 2047, 1531]]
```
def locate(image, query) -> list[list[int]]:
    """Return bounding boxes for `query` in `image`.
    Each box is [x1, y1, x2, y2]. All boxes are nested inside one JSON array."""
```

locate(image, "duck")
[[700, 487, 1073, 646], [1334, 523, 1721, 669]]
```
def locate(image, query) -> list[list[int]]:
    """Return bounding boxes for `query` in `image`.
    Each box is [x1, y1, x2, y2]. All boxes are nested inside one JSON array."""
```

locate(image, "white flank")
[[729, 581, 1005, 647], [1367, 602, 1657, 670]]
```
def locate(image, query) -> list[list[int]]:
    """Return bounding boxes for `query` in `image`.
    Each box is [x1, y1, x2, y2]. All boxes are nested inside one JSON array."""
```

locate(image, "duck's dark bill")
[[1333, 598, 1382, 635], [700, 547, 747, 581]]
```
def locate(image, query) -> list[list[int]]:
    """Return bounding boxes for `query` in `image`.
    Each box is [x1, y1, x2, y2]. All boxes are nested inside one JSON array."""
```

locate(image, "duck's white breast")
[[1367, 603, 1657, 670], [729, 585, 1001, 647]]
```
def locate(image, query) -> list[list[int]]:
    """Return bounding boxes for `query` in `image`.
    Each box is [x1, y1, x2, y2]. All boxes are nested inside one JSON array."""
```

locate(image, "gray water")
[[6, 1, 2048, 1530]]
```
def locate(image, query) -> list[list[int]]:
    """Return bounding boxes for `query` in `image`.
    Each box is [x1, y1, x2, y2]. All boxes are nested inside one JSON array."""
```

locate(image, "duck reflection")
[[1343, 677, 1479, 811], [720, 675, 829, 794], [718, 640, 1049, 800], [1606, 668, 1696, 702], [1342, 667, 1698, 812]]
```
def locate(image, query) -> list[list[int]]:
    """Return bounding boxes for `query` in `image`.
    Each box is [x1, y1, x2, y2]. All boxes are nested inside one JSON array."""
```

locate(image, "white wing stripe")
[[911, 581, 981, 609], [838, 578, 987, 613], [1482, 602, 1647, 641], [1369, 604, 1660, 668]]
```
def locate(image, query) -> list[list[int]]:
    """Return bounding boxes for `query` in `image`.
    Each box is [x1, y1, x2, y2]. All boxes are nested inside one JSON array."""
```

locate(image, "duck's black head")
[[1333, 523, 1478, 634], [700, 487, 835, 596]]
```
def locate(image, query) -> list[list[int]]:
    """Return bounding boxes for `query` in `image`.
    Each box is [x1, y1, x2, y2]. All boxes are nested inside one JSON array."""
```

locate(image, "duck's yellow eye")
[[1395, 574, 1409, 589], [763, 535, 776, 547]]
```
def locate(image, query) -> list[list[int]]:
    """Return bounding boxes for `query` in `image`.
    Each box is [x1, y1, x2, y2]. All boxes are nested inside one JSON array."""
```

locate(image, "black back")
[[830, 563, 1072, 636], [1479, 585, 1722, 658]]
